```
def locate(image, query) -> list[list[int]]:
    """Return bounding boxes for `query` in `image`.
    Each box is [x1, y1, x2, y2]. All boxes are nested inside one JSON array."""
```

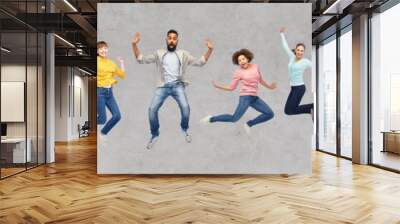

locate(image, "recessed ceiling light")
[[323, 0, 344, 14], [78, 67, 93, 76], [63, 0, 78, 12], [1, 47, 11, 53], [54, 34, 75, 48]]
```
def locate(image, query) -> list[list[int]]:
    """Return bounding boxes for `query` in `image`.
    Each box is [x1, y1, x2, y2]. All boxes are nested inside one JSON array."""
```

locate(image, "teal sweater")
[[280, 33, 312, 86]]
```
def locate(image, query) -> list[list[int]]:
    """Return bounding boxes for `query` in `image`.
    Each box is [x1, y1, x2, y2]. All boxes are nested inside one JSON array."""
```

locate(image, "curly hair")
[[232, 49, 254, 65]]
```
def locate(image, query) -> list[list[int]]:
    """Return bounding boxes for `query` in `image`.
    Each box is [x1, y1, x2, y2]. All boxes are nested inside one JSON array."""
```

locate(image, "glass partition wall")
[[0, 1, 46, 179], [316, 26, 353, 159], [316, 0, 400, 173], [339, 27, 353, 159], [370, 3, 400, 171], [317, 35, 337, 155]]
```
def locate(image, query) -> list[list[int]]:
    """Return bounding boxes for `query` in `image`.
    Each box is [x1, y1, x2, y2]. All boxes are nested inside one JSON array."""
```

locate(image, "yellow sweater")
[[97, 56, 125, 87]]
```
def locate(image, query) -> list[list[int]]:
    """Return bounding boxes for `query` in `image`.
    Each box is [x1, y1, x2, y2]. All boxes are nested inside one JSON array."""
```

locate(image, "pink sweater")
[[228, 64, 266, 96]]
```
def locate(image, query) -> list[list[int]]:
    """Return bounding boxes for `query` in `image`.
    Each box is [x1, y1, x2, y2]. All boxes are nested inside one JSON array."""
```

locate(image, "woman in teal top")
[[280, 27, 313, 119]]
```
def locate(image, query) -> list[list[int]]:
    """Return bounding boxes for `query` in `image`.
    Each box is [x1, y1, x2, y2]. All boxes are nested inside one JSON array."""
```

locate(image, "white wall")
[[55, 67, 69, 141], [73, 73, 89, 138], [1, 64, 46, 164], [1, 65, 37, 138], [1, 66, 26, 131], [55, 67, 89, 141]]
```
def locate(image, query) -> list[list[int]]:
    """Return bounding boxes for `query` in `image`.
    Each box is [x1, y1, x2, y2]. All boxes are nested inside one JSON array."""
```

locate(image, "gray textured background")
[[98, 3, 313, 174]]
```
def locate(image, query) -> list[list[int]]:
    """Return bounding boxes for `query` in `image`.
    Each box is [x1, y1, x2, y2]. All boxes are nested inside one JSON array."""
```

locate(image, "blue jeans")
[[284, 85, 313, 115], [97, 87, 121, 135], [210, 96, 274, 127], [149, 81, 190, 137]]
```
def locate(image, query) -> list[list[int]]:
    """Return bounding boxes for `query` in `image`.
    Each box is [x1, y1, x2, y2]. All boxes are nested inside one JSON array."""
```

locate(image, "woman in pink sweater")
[[201, 49, 276, 135]]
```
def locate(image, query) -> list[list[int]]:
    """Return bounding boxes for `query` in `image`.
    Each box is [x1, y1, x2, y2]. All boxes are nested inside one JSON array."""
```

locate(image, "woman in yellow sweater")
[[97, 41, 125, 135]]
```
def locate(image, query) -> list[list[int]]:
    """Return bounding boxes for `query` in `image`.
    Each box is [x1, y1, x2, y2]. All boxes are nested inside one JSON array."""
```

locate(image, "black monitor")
[[1, 123, 7, 137]]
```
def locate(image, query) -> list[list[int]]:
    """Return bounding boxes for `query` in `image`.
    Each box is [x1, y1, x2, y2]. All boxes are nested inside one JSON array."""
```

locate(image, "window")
[[370, 3, 400, 171], [339, 28, 352, 158], [318, 36, 337, 155]]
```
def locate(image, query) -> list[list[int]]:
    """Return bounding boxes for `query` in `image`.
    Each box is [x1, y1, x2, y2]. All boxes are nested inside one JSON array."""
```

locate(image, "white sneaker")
[[244, 123, 251, 136], [183, 131, 192, 143], [200, 115, 212, 124], [146, 136, 158, 149]]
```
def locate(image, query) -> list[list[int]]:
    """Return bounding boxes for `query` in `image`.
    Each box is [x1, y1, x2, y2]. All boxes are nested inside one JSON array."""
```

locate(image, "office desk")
[[1, 138, 32, 163], [382, 131, 400, 154]]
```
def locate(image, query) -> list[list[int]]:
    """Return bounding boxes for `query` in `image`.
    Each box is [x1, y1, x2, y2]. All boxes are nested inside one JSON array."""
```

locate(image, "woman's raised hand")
[[117, 56, 125, 71], [117, 57, 124, 64], [132, 32, 141, 45], [206, 39, 214, 50], [280, 27, 287, 33]]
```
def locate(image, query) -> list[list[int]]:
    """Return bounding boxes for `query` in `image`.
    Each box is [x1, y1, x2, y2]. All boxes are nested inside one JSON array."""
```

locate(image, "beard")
[[167, 43, 177, 52]]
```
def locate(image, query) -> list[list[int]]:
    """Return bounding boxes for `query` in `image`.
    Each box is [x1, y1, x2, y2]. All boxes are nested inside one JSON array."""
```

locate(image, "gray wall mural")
[[97, 3, 313, 174]]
